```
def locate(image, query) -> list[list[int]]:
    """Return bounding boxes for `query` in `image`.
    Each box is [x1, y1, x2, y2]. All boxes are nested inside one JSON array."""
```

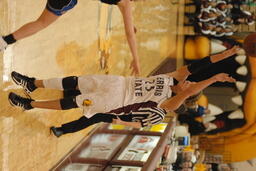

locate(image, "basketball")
[[243, 33, 256, 57]]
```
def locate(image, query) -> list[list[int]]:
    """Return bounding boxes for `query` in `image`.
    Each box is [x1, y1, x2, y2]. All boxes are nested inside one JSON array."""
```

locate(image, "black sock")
[[57, 127, 65, 133], [3, 34, 17, 44]]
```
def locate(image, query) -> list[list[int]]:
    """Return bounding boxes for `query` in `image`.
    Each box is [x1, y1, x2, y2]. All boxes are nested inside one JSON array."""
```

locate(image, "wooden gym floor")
[[0, 0, 184, 170]]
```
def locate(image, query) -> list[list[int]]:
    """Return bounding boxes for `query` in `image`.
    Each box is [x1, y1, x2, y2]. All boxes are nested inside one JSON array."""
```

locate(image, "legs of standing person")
[[185, 0, 201, 6], [184, 18, 201, 33], [12, 9, 59, 41], [51, 113, 117, 137], [9, 72, 81, 110], [184, 12, 200, 30], [0, 9, 59, 50], [41, 75, 81, 97], [8, 91, 79, 110], [11, 71, 81, 95], [0, 0, 78, 51], [185, 12, 198, 20]]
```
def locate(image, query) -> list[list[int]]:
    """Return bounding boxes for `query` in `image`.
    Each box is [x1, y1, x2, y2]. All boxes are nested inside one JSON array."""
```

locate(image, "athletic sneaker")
[[0, 36, 7, 51], [8, 92, 34, 110], [11, 71, 37, 93], [50, 127, 64, 138]]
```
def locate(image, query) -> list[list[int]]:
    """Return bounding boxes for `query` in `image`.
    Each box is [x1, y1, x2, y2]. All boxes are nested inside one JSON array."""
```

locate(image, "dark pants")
[[61, 113, 117, 133], [185, 0, 202, 14], [184, 13, 202, 33], [60, 113, 134, 134]]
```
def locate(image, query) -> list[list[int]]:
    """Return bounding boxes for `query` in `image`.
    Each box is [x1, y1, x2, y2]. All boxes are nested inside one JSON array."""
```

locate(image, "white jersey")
[[76, 74, 173, 118], [124, 74, 174, 107]]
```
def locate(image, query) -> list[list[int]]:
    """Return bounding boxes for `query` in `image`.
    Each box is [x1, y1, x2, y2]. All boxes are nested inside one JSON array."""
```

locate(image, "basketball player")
[[8, 46, 240, 137], [0, 0, 141, 75]]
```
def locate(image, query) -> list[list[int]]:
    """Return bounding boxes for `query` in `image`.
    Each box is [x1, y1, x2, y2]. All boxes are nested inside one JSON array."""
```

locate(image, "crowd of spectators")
[[185, 0, 256, 37]]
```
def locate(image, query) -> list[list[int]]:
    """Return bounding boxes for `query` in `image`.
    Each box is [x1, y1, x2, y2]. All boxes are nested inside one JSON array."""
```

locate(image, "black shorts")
[[46, 0, 77, 16]]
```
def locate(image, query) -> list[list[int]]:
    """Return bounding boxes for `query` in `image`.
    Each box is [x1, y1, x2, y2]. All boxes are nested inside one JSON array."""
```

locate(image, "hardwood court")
[[0, 0, 184, 170]]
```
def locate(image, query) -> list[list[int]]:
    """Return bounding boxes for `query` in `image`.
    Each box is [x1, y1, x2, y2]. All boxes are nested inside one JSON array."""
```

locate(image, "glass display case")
[[51, 118, 176, 171]]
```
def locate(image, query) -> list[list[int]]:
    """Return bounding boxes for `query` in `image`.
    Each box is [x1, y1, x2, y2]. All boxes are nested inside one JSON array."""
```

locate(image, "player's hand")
[[130, 59, 141, 76], [112, 117, 122, 124], [177, 80, 194, 92], [212, 73, 236, 83], [223, 45, 241, 57]]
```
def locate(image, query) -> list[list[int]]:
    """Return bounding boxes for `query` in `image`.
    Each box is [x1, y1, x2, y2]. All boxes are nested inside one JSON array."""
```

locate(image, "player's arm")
[[160, 73, 235, 112], [118, 0, 141, 75], [166, 46, 240, 82], [112, 118, 142, 128], [112, 111, 164, 129]]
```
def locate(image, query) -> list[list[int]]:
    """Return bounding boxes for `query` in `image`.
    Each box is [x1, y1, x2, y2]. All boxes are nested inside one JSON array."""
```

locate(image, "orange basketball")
[[243, 33, 256, 57]]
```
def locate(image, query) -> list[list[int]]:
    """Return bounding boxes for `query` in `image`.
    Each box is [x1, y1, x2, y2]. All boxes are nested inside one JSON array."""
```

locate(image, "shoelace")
[[24, 90, 32, 100], [16, 101, 26, 110], [9, 96, 26, 110], [19, 79, 31, 93]]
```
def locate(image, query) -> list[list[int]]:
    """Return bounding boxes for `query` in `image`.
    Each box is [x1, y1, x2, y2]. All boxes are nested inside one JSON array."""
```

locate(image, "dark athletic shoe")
[[11, 71, 36, 93], [8, 92, 34, 110], [50, 127, 64, 138]]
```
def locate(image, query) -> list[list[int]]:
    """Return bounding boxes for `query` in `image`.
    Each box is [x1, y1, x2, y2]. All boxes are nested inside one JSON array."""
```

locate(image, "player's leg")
[[50, 113, 116, 137], [8, 92, 78, 110], [13, 9, 59, 41], [169, 46, 240, 81], [11, 71, 81, 96], [0, 0, 78, 51], [0, 9, 59, 51], [40, 75, 82, 97]]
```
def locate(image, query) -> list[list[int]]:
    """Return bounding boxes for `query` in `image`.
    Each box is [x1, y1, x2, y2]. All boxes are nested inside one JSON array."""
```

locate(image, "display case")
[[50, 117, 176, 171]]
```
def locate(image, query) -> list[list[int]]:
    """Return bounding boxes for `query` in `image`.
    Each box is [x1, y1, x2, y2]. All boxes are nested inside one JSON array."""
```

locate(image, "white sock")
[[43, 78, 63, 90]]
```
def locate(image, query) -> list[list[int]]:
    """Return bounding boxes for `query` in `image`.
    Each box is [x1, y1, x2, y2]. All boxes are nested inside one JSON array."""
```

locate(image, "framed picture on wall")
[[117, 135, 160, 162], [79, 133, 126, 159]]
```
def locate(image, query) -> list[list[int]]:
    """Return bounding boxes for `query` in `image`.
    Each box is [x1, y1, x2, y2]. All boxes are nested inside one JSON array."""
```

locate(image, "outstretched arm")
[[210, 45, 240, 63], [118, 0, 141, 75], [166, 46, 240, 82], [160, 73, 235, 112], [113, 118, 142, 128]]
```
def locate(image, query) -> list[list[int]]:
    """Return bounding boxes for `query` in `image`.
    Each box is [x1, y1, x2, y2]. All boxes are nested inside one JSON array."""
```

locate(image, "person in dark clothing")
[[178, 110, 246, 136], [231, 8, 256, 25], [178, 114, 207, 135], [207, 110, 246, 134]]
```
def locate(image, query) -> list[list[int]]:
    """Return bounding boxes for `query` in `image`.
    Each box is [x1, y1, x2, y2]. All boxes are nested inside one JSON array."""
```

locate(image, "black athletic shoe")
[[11, 71, 36, 93], [8, 92, 34, 110], [50, 127, 64, 138]]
